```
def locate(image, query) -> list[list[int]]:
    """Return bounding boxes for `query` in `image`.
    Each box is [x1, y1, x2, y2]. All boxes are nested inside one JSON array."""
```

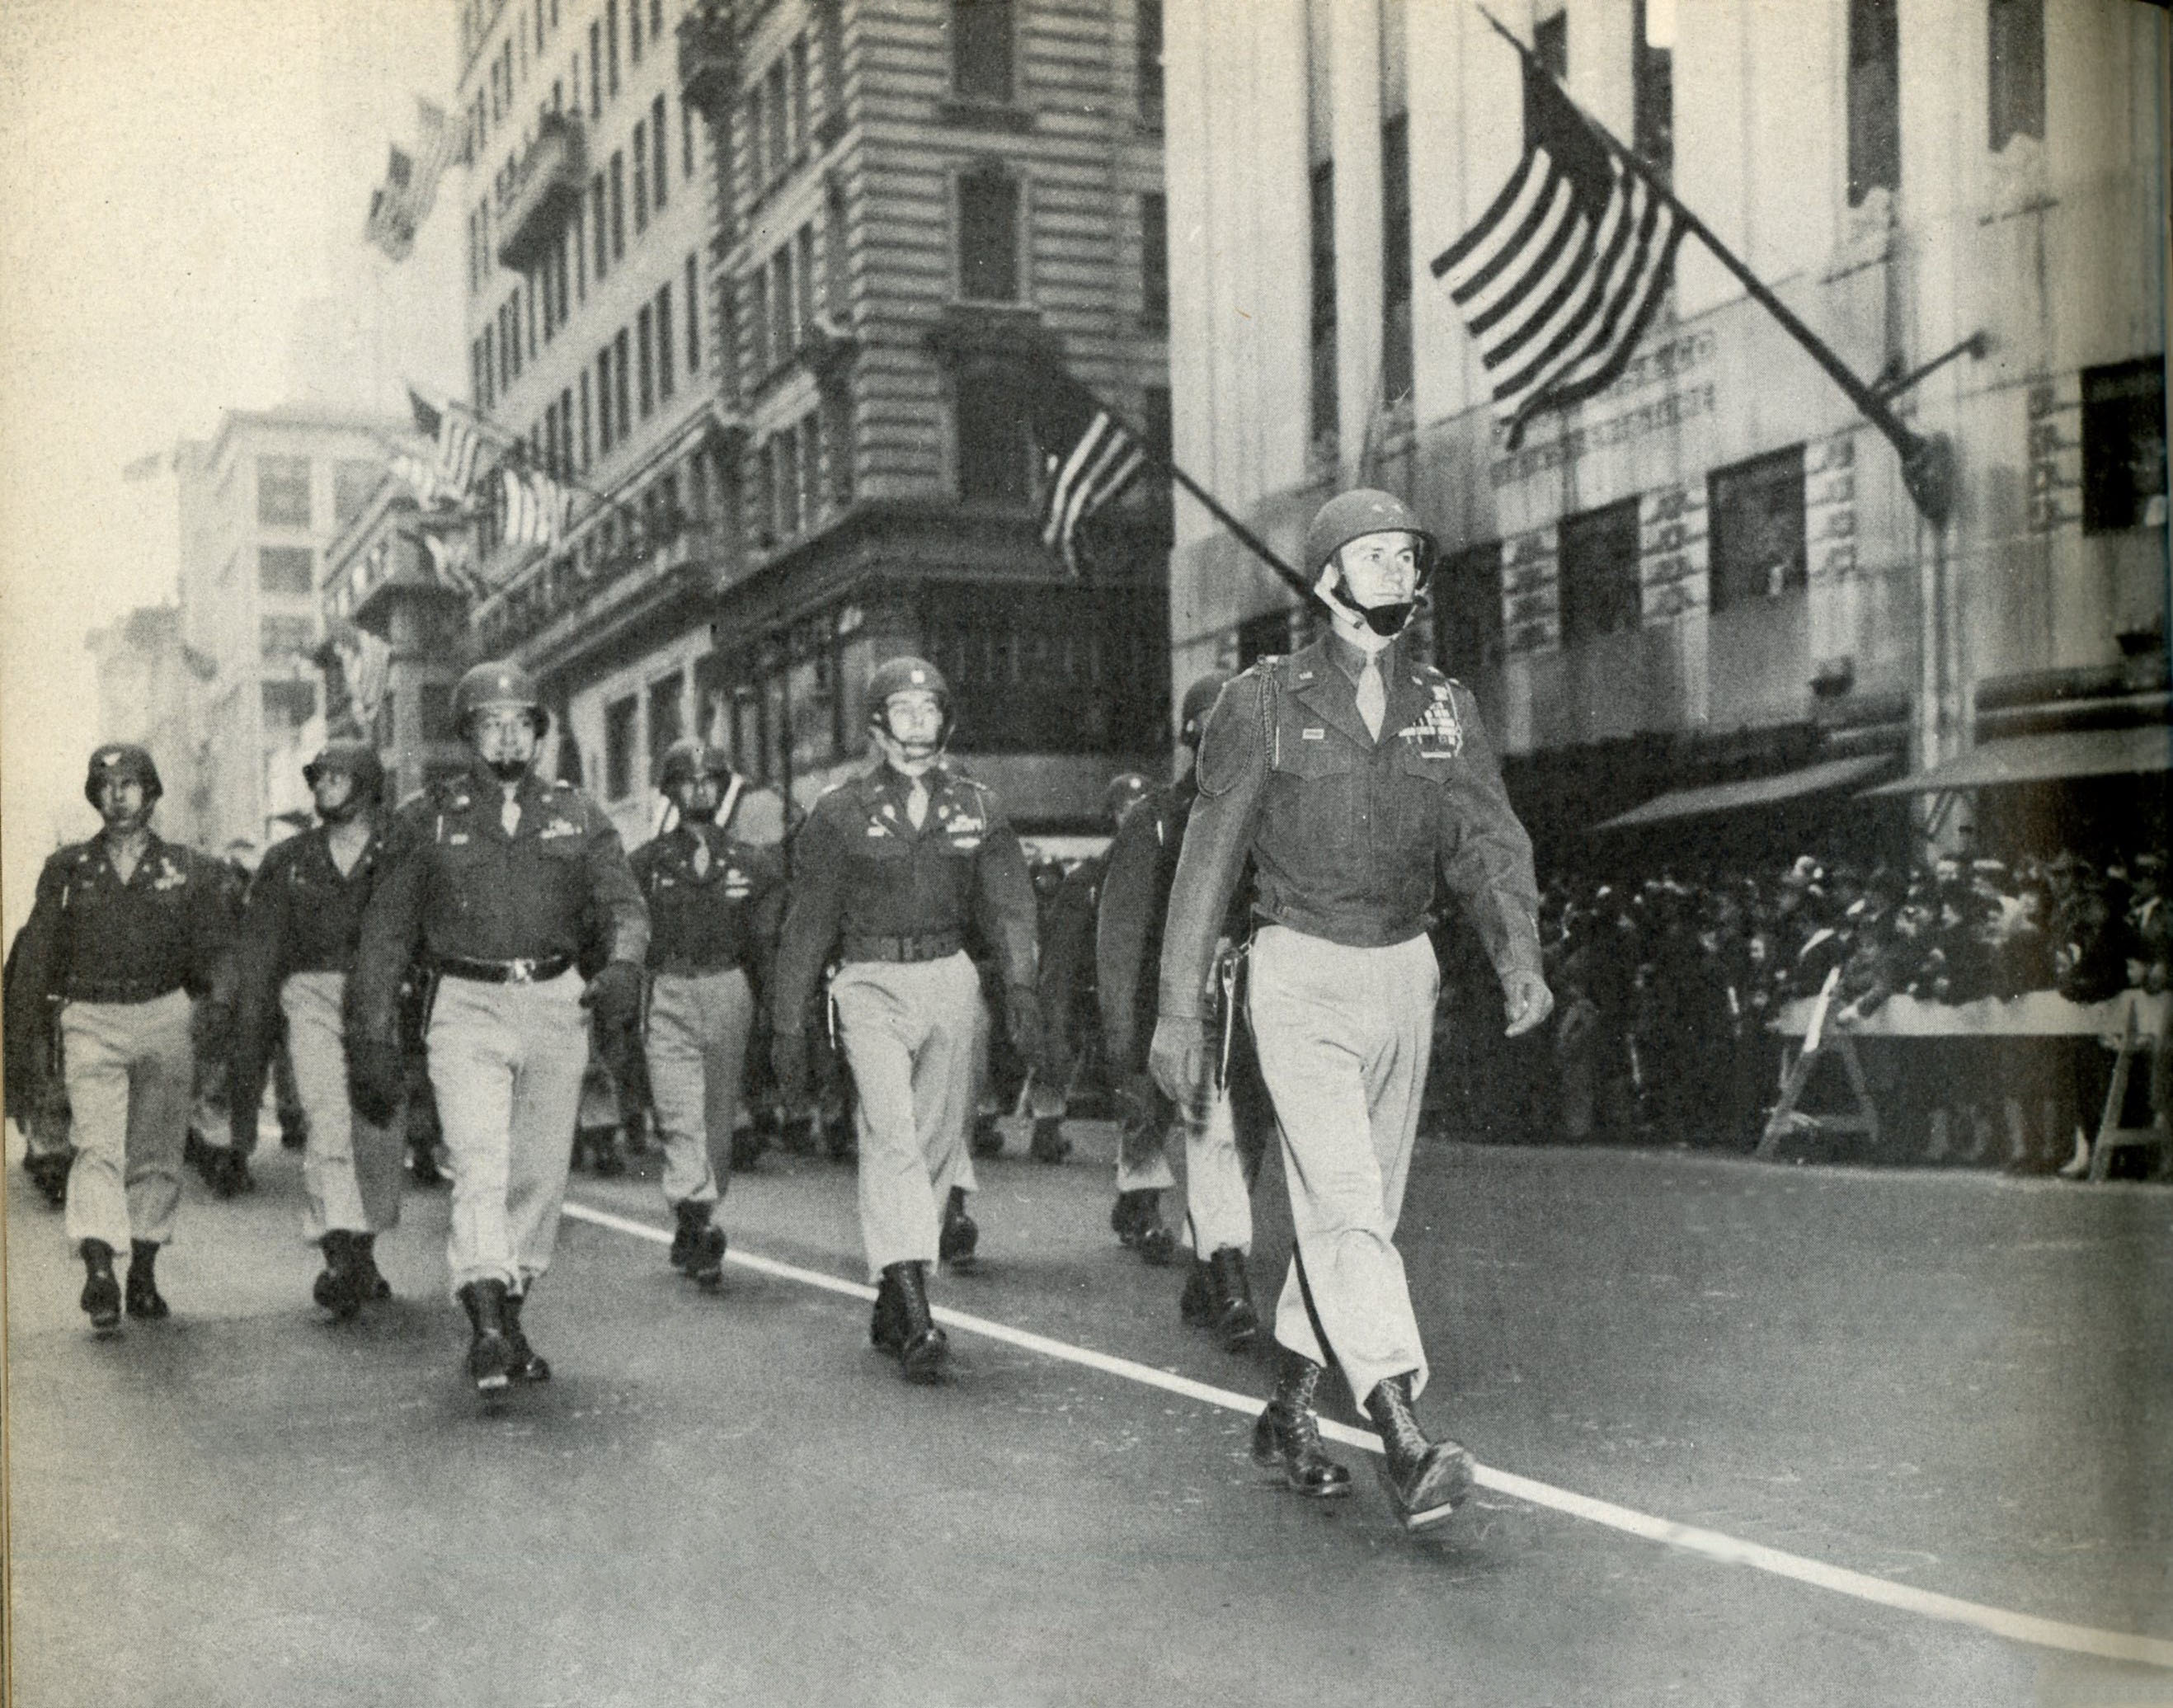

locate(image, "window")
[[1535, 10, 1568, 79], [1558, 497, 1641, 647], [633, 120, 648, 233], [1708, 445, 1808, 611], [824, 179, 849, 315], [1137, 0, 1164, 127], [776, 430, 803, 536], [817, 0, 846, 137], [765, 59, 789, 180], [651, 2, 663, 49], [610, 150, 626, 258], [1633, 0, 1673, 181], [260, 614, 317, 661], [256, 455, 312, 527], [1140, 191, 1168, 326], [606, 0, 620, 96], [597, 346, 616, 453], [614, 327, 633, 438], [800, 412, 823, 522], [628, 0, 642, 63], [955, 370, 1033, 504], [769, 247, 796, 359], [2082, 357, 2169, 534], [257, 547, 314, 595], [957, 165, 1019, 302], [591, 172, 608, 278], [1380, 114, 1412, 400], [1987, 0, 2044, 152], [796, 223, 817, 332], [652, 94, 668, 208], [482, 324, 496, 412], [952, 0, 1014, 104], [752, 440, 776, 544], [686, 253, 703, 377], [637, 304, 656, 418], [1435, 542, 1505, 677], [559, 387, 574, 475], [1309, 161, 1338, 445], [333, 459, 381, 525], [750, 270, 771, 374], [656, 282, 675, 401], [1141, 384, 1172, 459], [683, 89, 696, 176], [580, 368, 593, 468], [604, 695, 638, 799], [791, 36, 811, 153], [589, 20, 601, 115], [745, 87, 764, 192], [420, 681, 458, 741], [1847, 0, 1900, 205], [823, 387, 854, 506], [647, 671, 684, 760], [262, 680, 316, 731]]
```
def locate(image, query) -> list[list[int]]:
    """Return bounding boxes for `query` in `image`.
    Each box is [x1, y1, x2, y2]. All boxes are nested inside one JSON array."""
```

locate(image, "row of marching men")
[[7, 487, 1556, 1536]]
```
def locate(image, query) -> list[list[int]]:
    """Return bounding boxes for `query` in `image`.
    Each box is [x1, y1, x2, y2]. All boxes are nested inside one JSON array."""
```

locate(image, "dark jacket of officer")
[[227, 825, 384, 1128], [8, 833, 233, 1016], [1158, 633, 1542, 1023], [628, 821, 785, 981], [1037, 853, 1104, 1073], [772, 762, 1038, 1027], [347, 763, 647, 1045], [1096, 775, 1253, 1075]]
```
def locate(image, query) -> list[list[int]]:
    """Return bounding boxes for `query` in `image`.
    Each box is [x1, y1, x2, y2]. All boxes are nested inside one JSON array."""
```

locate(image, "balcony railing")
[[677, 2, 737, 121], [496, 113, 586, 271]]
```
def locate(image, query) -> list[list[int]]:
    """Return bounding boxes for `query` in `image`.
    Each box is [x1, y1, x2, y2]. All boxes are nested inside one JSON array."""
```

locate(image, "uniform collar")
[[1319, 627, 1401, 685]]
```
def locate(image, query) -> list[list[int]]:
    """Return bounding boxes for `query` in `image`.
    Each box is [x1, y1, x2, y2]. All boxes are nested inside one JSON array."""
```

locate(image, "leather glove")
[[1004, 986, 1046, 1072], [1503, 969, 1556, 1038], [347, 1037, 405, 1129], [1147, 1014, 1211, 1112], [581, 959, 645, 1037], [771, 1029, 811, 1103]]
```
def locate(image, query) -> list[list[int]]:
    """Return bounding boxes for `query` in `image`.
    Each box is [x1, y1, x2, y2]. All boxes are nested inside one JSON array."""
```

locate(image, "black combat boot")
[[969, 1115, 1005, 1159], [870, 1267, 905, 1352], [125, 1240, 169, 1320], [1206, 1247, 1259, 1352], [668, 1199, 703, 1272], [937, 1186, 979, 1273], [1110, 1189, 1154, 1249], [313, 1230, 365, 1320], [457, 1279, 515, 1395], [1178, 1257, 1216, 1327], [1362, 1372, 1475, 1532], [1136, 1218, 1176, 1267], [26, 1151, 70, 1210], [501, 1287, 551, 1384], [1250, 1345, 1350, 1498], [883, 1260, 948, 1381], [79, 1239, 121, 1332], [354, 1233, 393, 1300], [1029, 1115, 1071, 1164]]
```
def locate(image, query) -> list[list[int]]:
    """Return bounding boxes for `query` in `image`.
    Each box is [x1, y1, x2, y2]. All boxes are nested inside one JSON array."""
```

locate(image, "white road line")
[[563, 1200, 2173, 1671]]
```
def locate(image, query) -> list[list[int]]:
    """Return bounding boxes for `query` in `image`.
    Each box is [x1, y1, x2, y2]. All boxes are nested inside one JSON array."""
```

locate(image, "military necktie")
[[500, 795, 521, 838], [905, 778, 929, 830], [691, 833, 712, 878], [1356, 655, 1386, 741]]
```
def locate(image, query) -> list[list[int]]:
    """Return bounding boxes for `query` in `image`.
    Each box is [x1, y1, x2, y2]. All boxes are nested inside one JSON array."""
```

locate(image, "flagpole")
[[1475, 7, 1956, 527]]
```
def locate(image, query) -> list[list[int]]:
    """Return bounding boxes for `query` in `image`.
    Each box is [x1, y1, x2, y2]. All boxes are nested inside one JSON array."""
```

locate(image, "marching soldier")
[[7, 745, 233, 1330], [347, 661, 647, 1400], [1098, 673, 1263, 1350], [5, 925, 75, 1209], [770, 656, 1043, 1381], [628, 738, 785, 1288], [228, 741, 402, 1319], [1151, 491, 1552, 1532]]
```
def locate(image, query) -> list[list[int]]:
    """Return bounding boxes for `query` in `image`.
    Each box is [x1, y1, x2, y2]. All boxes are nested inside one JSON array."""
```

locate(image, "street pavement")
[[7, 1117, 2171, 1708]]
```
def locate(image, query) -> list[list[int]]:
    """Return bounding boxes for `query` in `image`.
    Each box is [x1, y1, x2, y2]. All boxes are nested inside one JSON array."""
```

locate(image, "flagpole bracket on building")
[[1898, 431, 1957, 532]]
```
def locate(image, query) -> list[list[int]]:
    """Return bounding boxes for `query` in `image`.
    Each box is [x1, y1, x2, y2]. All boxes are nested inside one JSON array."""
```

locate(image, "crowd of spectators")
[[1427, 845, 2169, 1170]]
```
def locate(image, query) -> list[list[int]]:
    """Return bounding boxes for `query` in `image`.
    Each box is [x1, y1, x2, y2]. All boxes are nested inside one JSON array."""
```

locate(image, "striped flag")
[[1032, 379, 1150, 576], [497, 467, 574, 551], [409, 388, 487, 496], [1432, 51, 1685, 449], [362, 101, 457, 262], [422, 529, 486, 597]]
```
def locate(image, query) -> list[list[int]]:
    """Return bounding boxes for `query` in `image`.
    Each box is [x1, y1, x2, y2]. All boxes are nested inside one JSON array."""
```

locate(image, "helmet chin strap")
[[488, 758, 531, 783], [1325, 574, 1416, 638]]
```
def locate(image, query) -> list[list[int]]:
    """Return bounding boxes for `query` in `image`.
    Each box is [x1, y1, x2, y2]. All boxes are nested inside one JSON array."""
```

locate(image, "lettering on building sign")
[[2025, 376, 2084, 533], [1491, 331, 1719, 451], [1491, 383, 1719, 487], [1805, 431, 1861, 582], [1500, 527, 1560, 658], [1638, 482, 1708, 623]]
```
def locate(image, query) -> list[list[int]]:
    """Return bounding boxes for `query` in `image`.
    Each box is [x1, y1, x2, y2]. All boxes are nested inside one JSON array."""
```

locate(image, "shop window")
[[604, 695, 638, 799], [1708, 445, 1808, 610], [1558, 498, 1641, 646], [257, 547, 314, 597], [2082, 357, 2169, 535]]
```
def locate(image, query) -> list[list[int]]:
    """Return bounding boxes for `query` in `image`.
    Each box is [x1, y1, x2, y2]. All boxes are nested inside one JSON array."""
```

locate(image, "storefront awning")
[[1864, 725, 2172, 795], [1593, 754, 1897, 832]]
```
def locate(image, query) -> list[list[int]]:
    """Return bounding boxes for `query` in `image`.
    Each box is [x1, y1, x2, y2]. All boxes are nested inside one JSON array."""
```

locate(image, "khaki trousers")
[[281, 972, 404, 1240], [642, 967, 755, 1206], [1246, 925, 1436, 1406], [59, 990, 192, 1251], [426, 968, 588, 1293], [831, 952, 981, 1281]]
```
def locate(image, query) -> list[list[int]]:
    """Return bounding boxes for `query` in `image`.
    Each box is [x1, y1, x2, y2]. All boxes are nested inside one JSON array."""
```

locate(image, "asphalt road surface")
[[7, 1117, 2171, 1708]]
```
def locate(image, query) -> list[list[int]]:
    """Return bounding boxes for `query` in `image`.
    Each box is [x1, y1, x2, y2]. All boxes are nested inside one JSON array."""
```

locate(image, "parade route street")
[[7, 1122, 2171, 1708]]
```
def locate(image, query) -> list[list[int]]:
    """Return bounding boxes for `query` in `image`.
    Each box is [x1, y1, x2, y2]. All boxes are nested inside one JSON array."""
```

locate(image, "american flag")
[[409, 388, 487, 496], [363, 101, 457, 263], [497, 467, 575, 551], [1432, 50, 1684, 448], [1032, 379, 1150, 576]]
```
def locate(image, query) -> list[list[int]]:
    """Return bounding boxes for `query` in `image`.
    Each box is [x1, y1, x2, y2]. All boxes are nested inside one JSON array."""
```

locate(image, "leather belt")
[[651, 958, 748, 980], [435, 953, 576, 985], [64, 980, 187, 1005], [839, 931, 965, 964]]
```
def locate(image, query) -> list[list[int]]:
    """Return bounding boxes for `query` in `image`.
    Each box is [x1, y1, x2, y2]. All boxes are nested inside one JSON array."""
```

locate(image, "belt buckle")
[[506, 958, 536, 985]]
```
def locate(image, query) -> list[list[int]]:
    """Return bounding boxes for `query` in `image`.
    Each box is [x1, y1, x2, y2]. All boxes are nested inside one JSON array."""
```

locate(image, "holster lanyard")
[[1214, 937, 1250, 1093]]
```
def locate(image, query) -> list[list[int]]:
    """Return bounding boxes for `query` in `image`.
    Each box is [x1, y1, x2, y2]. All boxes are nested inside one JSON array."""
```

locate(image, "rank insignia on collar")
[[151, 861, 186, 891], [539, 821, 580, 839]]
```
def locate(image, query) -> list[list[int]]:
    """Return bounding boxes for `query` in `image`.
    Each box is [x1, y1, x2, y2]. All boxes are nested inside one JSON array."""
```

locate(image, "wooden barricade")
[[1757, 968, 1879, 1159], [2088, 993, 2172, 1182]]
